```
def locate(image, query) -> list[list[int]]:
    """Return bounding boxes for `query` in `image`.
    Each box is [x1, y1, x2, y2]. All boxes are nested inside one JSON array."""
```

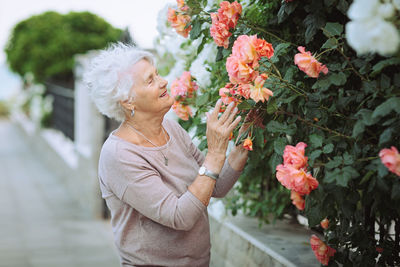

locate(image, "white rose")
[[346, 21, 372, 54], [378, 3, 395, 18], [393, 0, 400, 10], [347, 0, 379, 20], [370, 19, 400, 55], [346, 18, 400, 56]]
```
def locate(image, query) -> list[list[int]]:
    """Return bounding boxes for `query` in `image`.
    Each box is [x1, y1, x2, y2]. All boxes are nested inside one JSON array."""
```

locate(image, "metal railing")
[[45, 82, 75, 140]]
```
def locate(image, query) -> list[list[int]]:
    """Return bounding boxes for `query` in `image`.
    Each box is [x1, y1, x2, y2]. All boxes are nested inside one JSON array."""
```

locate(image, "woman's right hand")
[[206, 99, 241, 158]]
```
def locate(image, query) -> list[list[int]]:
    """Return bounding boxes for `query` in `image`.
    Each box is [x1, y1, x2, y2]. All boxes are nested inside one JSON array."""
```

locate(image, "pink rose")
[[283, 142, 308, 169], [218, 1, 242, 29], [170, 79, 186, 98], [379, 146, 400, 176], [170, 71, 198, 98], [276, 164, 296, 190], [291, 168, 319, 195], [291, 191, 305, 210], [210, 13, 232, 49], [219, 85, 237, 105], [276, 164, 318, 195], [172, 101, 192, 120], [252, 37, 274, 59], [294, 46, 328, 78], [226, 56, 257, 84], [310, 235, 336, 266], [249, 73, 273, 103], [232, 35, 259, 66], [235, 83, 251, 99], [176, 0, 188, 11]]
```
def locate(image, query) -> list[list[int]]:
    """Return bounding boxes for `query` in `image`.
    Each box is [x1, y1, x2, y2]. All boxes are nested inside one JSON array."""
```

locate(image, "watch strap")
[[199, 166, 219, 180]]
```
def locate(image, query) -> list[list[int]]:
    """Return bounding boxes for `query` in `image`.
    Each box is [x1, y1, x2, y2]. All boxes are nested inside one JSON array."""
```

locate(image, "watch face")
[[199, 166, 206, 175]]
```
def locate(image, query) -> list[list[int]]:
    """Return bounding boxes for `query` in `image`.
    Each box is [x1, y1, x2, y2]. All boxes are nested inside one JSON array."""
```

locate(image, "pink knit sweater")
[[98, 118, 241, 267]]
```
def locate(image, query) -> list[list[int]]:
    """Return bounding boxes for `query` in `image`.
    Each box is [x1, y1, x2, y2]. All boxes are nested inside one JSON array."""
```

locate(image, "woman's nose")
[[160, 77, 168, 88]]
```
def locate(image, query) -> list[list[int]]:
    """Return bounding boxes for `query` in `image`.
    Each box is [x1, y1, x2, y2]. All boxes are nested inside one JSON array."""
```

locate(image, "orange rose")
[[243, 137, 253, 151], [249, 73, 273, 103], [172, 101, 192, 121], [320, 218, 329, 229], [379, 146, 400, 176], [310, 235, 336, 266], [167, 8, 191, 38], [290, 191, 305, 210], [294, 46, 328, 78]]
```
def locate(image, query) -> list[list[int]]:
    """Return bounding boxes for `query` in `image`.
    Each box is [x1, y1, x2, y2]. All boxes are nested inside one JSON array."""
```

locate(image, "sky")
[[0, 0, 174, 63]]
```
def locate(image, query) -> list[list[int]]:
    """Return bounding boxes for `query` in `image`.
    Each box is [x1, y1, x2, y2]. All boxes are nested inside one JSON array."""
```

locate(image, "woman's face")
[[129, 59, 173, 115]]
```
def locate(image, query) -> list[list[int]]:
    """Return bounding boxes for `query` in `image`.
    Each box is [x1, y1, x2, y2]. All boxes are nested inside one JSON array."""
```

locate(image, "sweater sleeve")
[[170, 119, 242, 198], [103, 144, 206, 231]]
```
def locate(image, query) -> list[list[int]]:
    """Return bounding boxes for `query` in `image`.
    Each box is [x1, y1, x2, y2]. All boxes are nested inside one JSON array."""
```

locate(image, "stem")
[[260, 62, 307, 96], [356, 156, 379, 162], [315, 47, 336, 59], [268, 59, 282, 79], [336, 47, 368, 81], [277, 110, 354, 139], [241, 21, 297, 46]]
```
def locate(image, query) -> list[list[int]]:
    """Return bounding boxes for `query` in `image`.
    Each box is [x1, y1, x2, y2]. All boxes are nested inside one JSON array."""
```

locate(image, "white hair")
[[84, 42, 155, 122]]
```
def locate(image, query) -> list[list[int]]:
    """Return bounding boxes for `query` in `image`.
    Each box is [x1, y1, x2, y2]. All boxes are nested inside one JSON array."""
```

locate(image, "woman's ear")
[[119, 99, 134, 111]]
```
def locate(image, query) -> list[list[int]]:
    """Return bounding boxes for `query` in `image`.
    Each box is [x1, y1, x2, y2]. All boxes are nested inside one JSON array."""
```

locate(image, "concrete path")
[[0, 119, 120, 267]]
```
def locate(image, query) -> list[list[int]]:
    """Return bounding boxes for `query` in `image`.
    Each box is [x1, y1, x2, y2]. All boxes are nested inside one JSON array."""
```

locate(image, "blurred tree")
[[4, 11, 123, 84]]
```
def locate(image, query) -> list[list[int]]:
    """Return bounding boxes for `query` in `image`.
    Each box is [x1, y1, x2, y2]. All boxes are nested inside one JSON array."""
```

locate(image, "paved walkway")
[[0, 119, 120, 267]]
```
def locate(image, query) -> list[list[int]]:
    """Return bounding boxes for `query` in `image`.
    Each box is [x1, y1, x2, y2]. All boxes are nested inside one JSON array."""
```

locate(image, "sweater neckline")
[[109, 119, 172, 151]]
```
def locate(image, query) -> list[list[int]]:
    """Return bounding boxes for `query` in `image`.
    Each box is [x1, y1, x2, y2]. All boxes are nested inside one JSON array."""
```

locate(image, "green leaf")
[[343, 152, 354, 165], [323, 22, 343, 37], [321, 38, 337, 49], [329, 72, 346, 86], [189, 20, 202, 40], [268, 153, 282, 174], [195, 93, 209, 106], [270, 43, 291, 63], [392, 182, 400, 200], [274, 137, 287, 155], [215, 47, 223, 61], [323, 144, 334, 154], [370, 58, 400, 77], [309, 133, 323, 148], [352, 120, 365, 138], [309, 149, 322, 162], [237, 100, 253, 110], [371, 97, 400, 119], [266, 98, 278, 114], [356, 109, 379, 126], [379, 128, 393, 145], [266, 121, 296, 135], [255, 128, 265, 148], [325, 156, 342, 169]]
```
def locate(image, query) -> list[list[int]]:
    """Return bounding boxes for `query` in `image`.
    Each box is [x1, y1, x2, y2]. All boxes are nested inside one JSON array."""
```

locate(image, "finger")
[[219, 102, 235, 124], [223, 106, 238, 126], [211, 99, 223, 119], [228, 115, 242, 132]]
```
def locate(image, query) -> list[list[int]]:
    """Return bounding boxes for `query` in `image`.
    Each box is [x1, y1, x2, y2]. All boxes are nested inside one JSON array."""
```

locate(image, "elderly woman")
[[85, 43, 248, 267]]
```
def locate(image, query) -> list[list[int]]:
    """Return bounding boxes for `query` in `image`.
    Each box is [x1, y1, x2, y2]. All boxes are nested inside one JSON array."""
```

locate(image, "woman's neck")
[[124, 112, 164, 138]]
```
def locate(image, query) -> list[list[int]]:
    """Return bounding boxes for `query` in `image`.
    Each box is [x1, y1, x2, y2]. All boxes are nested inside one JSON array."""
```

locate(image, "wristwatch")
[[198, 166, 219, 180]]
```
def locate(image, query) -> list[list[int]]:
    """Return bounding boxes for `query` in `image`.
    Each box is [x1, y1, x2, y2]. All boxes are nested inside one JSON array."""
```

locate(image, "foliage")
[[161, 0, 400, 265], [5, 11, 122, 83]]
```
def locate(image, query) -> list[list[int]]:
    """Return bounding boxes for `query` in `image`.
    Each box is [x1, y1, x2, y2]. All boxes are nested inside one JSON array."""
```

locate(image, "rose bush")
[[159, 0, 400, 265]]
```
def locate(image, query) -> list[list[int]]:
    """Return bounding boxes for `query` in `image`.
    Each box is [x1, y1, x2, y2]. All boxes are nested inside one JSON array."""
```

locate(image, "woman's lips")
[[160, 90, 168, 97]]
